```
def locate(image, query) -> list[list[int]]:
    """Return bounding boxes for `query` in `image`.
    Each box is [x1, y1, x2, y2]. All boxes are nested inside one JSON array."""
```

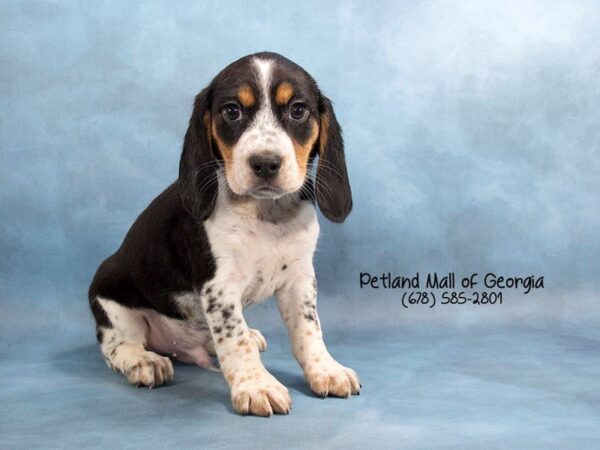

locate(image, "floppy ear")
[[315, 95, 352, 223], [178, 87, 218, 221]]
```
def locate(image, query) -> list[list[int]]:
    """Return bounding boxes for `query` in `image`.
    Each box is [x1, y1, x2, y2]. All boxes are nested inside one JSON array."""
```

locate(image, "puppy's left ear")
[[315, 94, 352, 223], [178, 87, 218, 221]]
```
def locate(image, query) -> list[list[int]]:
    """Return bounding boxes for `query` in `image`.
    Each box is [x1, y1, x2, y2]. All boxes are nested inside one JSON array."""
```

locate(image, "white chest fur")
[[203, 188, 320, 306]]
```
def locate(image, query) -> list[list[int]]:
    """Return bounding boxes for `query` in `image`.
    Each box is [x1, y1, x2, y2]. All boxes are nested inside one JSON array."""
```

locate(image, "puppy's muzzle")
[[249, 154, 281, 181]]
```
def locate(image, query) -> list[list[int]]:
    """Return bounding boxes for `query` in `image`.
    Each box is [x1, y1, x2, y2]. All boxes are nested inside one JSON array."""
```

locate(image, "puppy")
[[89, 52, 360, 416]]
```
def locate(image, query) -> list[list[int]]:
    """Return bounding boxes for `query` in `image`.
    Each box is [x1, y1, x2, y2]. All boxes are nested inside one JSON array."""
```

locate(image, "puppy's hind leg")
[[93, 297, 174, 388]]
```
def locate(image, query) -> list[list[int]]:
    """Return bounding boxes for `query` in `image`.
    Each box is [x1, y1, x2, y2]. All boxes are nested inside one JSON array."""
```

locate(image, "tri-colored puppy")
[[89, 52, 359, 416]]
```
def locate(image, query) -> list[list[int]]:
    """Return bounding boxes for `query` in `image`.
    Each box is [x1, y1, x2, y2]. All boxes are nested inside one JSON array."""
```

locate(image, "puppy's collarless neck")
[[222, 190, 306, 225]]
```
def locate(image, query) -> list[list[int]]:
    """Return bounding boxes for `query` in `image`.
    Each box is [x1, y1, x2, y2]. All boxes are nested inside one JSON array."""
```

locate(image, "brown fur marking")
[[275, 82, 294, 105], [238, 84, 255, 108], [319, 112, 330, 156], [293, 118, 319, 176], [211, 120, 233, 168]]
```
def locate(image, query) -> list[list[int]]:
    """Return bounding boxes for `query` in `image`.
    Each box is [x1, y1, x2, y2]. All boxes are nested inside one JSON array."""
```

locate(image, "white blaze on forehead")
[[253, 57, 273, 109], [251, 57, 279, 132]]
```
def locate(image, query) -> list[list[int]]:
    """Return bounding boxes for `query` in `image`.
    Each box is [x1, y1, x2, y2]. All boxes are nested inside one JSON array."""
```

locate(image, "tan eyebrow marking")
[[293, 118, 319, 176], [237, 84, 255, 108], [275, 82, 294, 105]]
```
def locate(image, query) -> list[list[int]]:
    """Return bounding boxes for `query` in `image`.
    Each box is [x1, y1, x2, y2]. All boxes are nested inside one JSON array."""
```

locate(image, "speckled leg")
[[206, 328, 266, 356], [277, 273, 360, 398], [201, 283, 290, 416]]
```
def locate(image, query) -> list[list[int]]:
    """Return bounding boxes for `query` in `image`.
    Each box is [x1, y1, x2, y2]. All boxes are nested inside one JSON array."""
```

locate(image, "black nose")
[[249, 154, 282, 180]]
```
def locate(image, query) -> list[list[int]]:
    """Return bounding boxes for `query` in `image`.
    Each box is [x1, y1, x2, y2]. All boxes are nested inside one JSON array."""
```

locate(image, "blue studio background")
[[1, 1, 599, 448]]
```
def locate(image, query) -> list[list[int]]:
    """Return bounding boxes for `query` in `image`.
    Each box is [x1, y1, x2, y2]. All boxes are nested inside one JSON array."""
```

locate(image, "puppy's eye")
[[222, 103, 241, 121], [289, 103, 308, 121]]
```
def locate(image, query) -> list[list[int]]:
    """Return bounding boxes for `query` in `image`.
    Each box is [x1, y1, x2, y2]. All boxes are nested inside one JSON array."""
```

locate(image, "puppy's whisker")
[[315, 158, 347, 180], [312, 177, 336, 203], [196, 173, 219, 201], [299, 183, 316, 201], [192, 160, 222, 174]]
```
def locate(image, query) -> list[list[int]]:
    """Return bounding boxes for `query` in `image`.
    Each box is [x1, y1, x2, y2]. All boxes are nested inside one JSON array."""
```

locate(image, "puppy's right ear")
[[178, 87, 218, 221]]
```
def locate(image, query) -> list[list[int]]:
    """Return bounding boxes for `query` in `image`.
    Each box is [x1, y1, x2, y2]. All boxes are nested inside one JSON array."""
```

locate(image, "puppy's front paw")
[[125, 351, 174, 388], [304, 359, 360, 398], [231, 371, 291, 416]]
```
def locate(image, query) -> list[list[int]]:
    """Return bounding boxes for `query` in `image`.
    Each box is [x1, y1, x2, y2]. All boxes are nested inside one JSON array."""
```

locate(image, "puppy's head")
[[178, 52, 352, 222]]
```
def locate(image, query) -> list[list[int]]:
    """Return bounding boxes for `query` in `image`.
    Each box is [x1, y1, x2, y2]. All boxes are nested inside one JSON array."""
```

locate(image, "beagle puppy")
[[89, 52, 359, 416]]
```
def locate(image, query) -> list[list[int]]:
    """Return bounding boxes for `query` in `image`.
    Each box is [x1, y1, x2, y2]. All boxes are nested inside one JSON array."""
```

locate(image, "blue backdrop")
[[1, 1, 599, 448]]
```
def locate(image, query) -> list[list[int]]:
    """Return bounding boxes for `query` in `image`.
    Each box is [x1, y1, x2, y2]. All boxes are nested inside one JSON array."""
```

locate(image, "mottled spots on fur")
[[304, 311, 317, 324], [205, 296, 218, 314], [221, 304, 234, 320]]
